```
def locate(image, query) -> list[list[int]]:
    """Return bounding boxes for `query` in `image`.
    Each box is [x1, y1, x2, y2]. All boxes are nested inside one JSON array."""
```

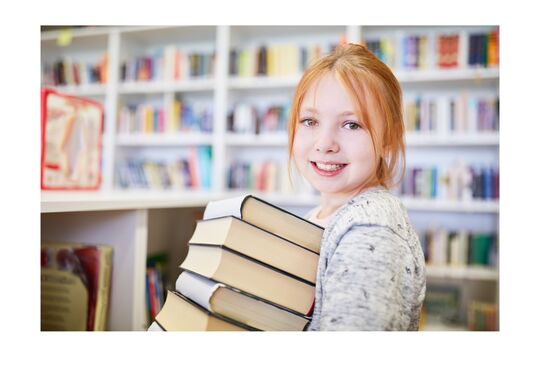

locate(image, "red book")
[[73, 246, 113, 331]]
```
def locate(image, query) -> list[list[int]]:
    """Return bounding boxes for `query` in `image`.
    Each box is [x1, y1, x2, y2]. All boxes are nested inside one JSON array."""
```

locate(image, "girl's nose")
[[314, 127, 339, 153]]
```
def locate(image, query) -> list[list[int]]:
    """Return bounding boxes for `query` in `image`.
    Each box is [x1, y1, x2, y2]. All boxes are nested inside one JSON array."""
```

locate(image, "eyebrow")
[[300, 107, 357, 117]]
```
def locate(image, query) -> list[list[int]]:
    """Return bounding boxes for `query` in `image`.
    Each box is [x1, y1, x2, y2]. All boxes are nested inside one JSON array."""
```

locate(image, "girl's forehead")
[[300, 73, 360, 114]]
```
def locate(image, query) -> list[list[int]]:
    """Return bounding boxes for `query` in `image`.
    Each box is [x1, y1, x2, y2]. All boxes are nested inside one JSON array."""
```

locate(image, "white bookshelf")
[[41, 25, 499, 331], [118, 79, 214, 94], [50, 83, 107, 96], [115, 132, 213, 146], [426, 265, 498, 281], [395, 67, 499, 84]]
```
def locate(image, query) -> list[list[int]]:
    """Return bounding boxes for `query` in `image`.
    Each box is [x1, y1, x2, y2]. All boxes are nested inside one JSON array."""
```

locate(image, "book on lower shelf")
[[468, 301, 498, 331], [148, 194, 324, 331], [41, 242, 113, 331]]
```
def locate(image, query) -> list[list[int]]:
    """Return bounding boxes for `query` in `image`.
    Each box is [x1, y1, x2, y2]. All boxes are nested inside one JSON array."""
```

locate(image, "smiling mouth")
[[310, 161, 348, 171]]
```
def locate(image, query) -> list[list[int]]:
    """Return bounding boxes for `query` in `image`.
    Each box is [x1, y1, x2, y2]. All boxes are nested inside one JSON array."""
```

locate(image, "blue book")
[[431, 167, 438, 198], [484, 167, 493, 199], [197, 146, 212, 190]]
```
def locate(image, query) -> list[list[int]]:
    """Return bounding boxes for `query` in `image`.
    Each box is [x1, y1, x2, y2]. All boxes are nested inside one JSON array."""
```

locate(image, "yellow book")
[[41, 268, 89, 331]]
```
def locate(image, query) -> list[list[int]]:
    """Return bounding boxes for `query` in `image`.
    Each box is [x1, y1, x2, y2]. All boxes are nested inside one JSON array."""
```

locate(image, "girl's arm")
[[317, 225, 422, 330]]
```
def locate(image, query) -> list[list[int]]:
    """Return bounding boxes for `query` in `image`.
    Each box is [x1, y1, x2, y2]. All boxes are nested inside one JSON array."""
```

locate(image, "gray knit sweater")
[[307, 187, 426, 331]]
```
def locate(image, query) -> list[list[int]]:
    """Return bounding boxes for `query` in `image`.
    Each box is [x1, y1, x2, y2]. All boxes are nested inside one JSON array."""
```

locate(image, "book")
[[176, 270, 310, 331], [180, 244, 315, 316], [468, 301, 498, 331], [154, 290, 254, 331], [41, 268, 89, 331], [41, 88, 104, 190], [189, 215, 319, 284], [41, 242, 113, 331], [203, 194, 324, 254], [145, 252, 168, 323]]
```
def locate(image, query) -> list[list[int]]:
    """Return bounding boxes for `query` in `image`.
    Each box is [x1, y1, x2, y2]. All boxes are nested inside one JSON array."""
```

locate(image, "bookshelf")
[[41, 25, 499, 331]]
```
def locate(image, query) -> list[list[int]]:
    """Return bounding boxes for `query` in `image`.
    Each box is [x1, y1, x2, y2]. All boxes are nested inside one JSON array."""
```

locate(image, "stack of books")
[[147, 194, 324, 331]]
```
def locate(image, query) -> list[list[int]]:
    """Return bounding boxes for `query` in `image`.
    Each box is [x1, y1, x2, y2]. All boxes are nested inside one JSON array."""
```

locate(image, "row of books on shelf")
[[117, 100, 213, 135], [114, 92, 499, 137], [121, 49, 215, 82], [115, 147, 212, 190], [419, 229, 498, 268], [41, 242, 113, 331], [404, 93, 499, 133], [145, 253, 168, 323], [229, 42, 337, 77], [365, 29, 499, 70], [41, 28, 499, 88], [42, 54, 109, 87], [228, 103, 290, 134], [399, 163, 499, 201], [468, 301, 498, 331], [147, 194, 324, 331], [228, 160, 313, 195], [115, 155, 499, 205]]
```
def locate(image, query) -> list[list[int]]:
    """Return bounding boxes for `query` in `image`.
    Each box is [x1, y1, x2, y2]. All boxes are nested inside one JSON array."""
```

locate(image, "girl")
[[288, 43, 426, 330]]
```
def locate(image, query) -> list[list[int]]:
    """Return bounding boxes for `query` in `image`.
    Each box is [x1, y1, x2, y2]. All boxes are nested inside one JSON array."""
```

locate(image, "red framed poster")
[[41, 88, 104, 190]]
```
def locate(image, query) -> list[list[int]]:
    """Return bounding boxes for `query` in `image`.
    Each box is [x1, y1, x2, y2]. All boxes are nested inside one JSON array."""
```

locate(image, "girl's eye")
[[300, 118, 317, 127], [343, 121, 362, 130]]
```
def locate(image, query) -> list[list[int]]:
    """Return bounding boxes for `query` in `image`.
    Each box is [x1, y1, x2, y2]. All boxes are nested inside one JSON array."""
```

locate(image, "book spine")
[[94, 248, 112, 331]]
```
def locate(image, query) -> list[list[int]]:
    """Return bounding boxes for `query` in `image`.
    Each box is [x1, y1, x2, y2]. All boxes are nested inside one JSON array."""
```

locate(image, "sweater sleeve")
[[317, 224, 416, 331]]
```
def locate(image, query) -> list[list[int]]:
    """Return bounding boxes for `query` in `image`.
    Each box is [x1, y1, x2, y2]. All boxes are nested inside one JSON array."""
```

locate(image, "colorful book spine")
[[468, 301, 498, 330]]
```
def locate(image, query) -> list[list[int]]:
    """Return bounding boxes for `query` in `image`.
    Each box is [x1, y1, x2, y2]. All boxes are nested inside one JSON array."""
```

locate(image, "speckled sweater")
[[306, 187, 426, 331]]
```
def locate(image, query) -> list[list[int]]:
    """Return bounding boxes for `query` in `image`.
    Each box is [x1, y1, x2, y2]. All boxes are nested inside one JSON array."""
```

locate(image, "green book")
[[469, 234, 492, 265]]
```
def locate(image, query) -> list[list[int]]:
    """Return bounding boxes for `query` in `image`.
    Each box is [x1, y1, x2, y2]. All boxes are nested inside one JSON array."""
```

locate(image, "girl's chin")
[[309, 179, 347, 194]]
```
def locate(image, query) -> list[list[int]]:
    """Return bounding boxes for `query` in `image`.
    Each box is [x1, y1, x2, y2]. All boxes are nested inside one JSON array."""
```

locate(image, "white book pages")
[[203, 194, 250, 220], [175, 271, 222, 312]]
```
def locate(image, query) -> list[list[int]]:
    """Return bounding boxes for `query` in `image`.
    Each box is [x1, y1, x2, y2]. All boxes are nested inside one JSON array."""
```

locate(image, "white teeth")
[[315, 162, 345, 171]]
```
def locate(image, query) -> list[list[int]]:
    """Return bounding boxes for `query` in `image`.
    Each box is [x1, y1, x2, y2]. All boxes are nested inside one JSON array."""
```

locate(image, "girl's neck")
[[318, 184, 383, 219]]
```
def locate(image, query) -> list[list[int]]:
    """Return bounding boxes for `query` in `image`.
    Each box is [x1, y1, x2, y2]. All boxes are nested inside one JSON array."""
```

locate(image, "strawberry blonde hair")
[[288, 43, 405, 189]]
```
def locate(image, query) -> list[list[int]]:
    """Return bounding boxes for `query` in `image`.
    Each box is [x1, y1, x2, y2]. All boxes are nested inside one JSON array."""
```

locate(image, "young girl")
[[288, 43, 426, 330]]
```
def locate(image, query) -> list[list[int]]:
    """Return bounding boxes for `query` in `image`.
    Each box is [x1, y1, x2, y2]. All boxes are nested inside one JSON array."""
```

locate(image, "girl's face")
[[293, 72, 378, 198]]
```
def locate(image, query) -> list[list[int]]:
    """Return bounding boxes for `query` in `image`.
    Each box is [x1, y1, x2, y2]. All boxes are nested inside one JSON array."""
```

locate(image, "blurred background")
[[40, 25, 499, 331]]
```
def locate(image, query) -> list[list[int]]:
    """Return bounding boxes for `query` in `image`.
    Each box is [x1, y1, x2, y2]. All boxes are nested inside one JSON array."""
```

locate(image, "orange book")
[[487, 29, 499, 67], [188, 147, 200, 188]]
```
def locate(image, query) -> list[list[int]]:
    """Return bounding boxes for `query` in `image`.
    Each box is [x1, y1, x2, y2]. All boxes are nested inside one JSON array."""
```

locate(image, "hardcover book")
[[155, 290, 254, 331], [176, 270, 310, 331]]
